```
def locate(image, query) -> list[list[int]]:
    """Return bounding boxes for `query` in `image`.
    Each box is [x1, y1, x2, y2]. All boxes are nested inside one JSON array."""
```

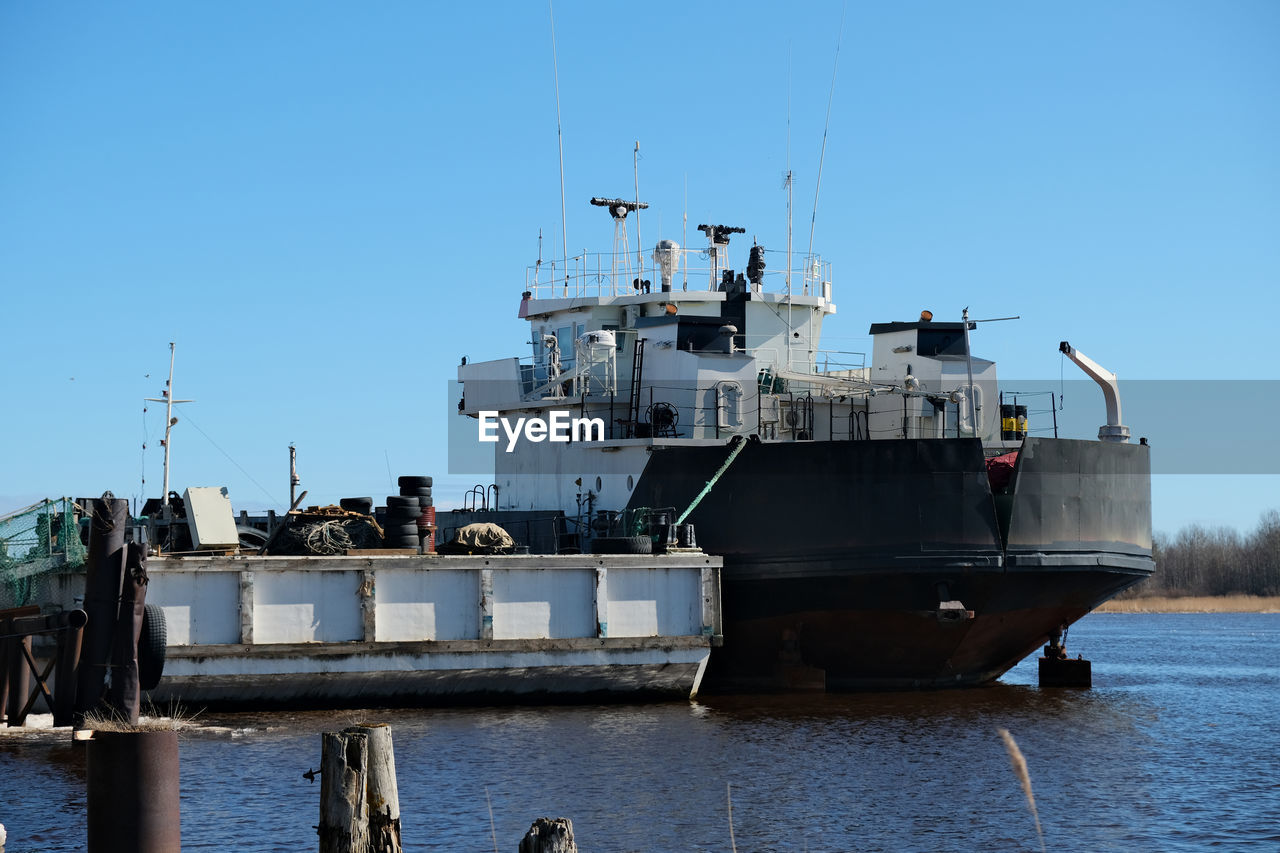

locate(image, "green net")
[[0, 497, 87, 609]]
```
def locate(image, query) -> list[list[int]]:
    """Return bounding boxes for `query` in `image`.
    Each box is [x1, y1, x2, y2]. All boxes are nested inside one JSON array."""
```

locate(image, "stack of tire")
[[396, 475, 436, 553], [383, 493, 423, 550], [339, 497, 374, 515]]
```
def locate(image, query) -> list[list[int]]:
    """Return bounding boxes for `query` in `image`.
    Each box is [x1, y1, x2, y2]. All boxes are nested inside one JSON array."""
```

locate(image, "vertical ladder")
[[627, 338, 645, 438]]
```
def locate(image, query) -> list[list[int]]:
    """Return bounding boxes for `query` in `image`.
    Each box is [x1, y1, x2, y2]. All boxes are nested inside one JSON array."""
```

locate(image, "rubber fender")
[[138, 603, 167, 691]]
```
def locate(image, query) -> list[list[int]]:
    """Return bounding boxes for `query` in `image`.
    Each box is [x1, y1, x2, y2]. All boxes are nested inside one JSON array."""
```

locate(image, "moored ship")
[[457, 200, 1153, 689]]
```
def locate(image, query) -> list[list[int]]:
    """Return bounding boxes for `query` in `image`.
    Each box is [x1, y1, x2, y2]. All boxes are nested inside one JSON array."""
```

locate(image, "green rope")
[[676, 436, 750, 525]]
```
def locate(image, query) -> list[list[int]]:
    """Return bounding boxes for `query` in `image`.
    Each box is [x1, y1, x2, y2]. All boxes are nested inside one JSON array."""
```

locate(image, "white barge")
[[139, 550, 722, 708]]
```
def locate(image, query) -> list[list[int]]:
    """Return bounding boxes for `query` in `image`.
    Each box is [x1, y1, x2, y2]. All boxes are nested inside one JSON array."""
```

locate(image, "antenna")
[[549, 0, 569, 282], [634, 141, 643, 282], [697, 224, 745, 290], [807, 2, 847, 281], [786, 43, 794, 369], [682, 173, 688, 290], [143, 342, 194, 512], [591, 197, 648, 290]]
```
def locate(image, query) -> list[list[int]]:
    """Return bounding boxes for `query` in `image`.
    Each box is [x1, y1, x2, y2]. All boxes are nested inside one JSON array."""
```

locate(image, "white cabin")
[[459, 225, 1004, 514]]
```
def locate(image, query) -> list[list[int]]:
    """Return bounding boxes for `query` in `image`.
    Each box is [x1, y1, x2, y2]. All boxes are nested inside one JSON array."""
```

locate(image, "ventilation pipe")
[[1059, 341, 1130, 442]]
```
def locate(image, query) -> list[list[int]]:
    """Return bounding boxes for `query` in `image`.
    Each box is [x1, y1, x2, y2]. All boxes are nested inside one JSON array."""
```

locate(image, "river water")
[[3, 613, 1278, 852]]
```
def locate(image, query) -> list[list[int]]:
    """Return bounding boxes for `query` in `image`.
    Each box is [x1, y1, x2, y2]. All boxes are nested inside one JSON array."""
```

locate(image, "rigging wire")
[[179, 411, 282, 508]]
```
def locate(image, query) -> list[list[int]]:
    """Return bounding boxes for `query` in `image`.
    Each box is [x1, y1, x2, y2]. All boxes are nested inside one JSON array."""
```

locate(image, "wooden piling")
[[518, 818, 577, 853], [319, 730, 371, 853], [346, 724, 402, 853]]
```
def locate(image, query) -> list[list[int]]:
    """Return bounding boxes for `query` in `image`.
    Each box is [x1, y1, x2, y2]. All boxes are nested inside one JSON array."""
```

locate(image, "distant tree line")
[[1122, 510, 1280, 597]]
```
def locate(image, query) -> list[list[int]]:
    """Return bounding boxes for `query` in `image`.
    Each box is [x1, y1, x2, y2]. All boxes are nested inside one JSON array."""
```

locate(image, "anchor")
[[1038, 624, 1092, 688]]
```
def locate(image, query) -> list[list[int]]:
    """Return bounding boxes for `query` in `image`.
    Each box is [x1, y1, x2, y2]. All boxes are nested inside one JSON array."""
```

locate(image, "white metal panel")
[[492, 568, 594, 639], [457, 357, 524, 414], [183, 486, 239, 550], [253, 570, 362, 644], [147, 570, 239, 645], [375, 568, 479, 642], [607, 567, 700, 637]]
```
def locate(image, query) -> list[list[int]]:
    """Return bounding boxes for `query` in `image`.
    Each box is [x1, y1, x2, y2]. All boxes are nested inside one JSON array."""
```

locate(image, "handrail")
[[523, 251, 834, 301]]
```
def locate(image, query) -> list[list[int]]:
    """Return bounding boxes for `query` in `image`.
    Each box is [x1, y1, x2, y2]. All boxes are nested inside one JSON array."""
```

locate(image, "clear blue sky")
[[2, 1, 1277, 537]]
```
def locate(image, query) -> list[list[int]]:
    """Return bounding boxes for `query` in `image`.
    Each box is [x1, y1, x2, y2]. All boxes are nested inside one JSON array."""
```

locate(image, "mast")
[[962, 308, 977, 434], [786, 169, 793, 370], [634, 141, 643, 282], [144, 342, 193, 511]]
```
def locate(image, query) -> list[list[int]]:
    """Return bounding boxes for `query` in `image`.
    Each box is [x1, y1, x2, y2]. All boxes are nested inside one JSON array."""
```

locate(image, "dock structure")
[[136, 551, 721, 708]]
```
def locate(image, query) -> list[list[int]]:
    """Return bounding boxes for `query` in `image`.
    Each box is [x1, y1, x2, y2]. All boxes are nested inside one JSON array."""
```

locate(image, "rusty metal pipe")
[[6, 636, 32, 726], [54, 619, 85, 727], [108, 543, 148, 724], [0, 608, 89, 639], [87, 730, 182, 852], [75, 497, 128, 723]]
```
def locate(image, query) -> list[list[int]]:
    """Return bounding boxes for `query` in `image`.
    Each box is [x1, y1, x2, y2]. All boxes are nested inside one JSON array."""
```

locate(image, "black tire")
[[384, 523, 420, 538], [236, 525, 269, 551], [138, 603, 167, 691], [385, 513, 422, 527], [340, 497, 374, 514], [590, 535, 653, 555], [386, 495, 419, 509], [398, 475, 433, 488], [399, 487, 433, 501], [386, 536, 420, 548]]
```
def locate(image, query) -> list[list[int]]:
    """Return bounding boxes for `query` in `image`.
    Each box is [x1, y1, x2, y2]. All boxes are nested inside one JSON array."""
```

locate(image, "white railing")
[[525, 250, 833, 301]]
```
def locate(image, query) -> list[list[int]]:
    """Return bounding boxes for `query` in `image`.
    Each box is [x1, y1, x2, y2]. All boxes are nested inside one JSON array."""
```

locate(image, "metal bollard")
[[87, 730, 181, 853]]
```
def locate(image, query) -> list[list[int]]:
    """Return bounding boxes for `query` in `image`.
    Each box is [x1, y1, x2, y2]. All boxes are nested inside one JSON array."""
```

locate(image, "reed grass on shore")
[[1096, 594, 1280, 613]]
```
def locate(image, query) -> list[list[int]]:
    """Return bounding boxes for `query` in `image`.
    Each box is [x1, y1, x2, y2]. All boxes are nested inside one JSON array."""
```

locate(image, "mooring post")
[[518, 818, 578, 853], [319, 730, 371, 853], [107, 543, 149, 724], [75, 496, 129, 724], [53, 614, 85, 727], [5, 637, 31, 727], [347, 724, 402, 853], [86, 730, 182, 853], [0, 636, 8, 725]]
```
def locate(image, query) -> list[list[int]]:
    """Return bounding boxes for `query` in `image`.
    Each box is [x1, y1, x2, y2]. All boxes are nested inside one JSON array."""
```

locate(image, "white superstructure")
[[459, 211, 1003, 515]]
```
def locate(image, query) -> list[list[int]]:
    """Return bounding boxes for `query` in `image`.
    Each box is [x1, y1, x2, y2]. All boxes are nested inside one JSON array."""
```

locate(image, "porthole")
[[595, 476, 603, 492], [627, 475, 634, 490]]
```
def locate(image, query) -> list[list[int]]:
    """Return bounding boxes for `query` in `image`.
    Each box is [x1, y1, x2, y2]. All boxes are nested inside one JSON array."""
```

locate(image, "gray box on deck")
[[183, 486, 239, 550]]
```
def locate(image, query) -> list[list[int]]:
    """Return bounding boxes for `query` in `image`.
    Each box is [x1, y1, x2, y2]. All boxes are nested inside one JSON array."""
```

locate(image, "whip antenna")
[[549, 0, 569, 281], [807, 1, 847, 266]]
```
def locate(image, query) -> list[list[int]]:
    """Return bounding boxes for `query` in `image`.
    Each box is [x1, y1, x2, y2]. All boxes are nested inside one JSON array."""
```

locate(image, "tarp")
[[985, 450, 1019, 493], [439, 522, 515, 555]]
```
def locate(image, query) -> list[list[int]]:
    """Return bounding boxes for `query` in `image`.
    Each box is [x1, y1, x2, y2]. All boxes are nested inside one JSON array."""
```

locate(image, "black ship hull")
[[627, 436, 1153, 689]]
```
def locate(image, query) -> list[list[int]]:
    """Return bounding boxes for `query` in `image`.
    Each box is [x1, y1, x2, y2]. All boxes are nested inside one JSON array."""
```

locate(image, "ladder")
[[627, 338, 645, 438]]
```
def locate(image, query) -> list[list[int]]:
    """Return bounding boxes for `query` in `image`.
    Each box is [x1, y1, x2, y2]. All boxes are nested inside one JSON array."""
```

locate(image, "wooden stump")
[[346, 724, 402, 853], [518, 818, 577, 853], [318, 731, 370, 853]]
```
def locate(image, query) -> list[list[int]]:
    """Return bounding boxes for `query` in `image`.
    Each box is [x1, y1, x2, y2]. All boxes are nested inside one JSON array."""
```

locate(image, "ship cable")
[[675, 435, 751, 525]]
